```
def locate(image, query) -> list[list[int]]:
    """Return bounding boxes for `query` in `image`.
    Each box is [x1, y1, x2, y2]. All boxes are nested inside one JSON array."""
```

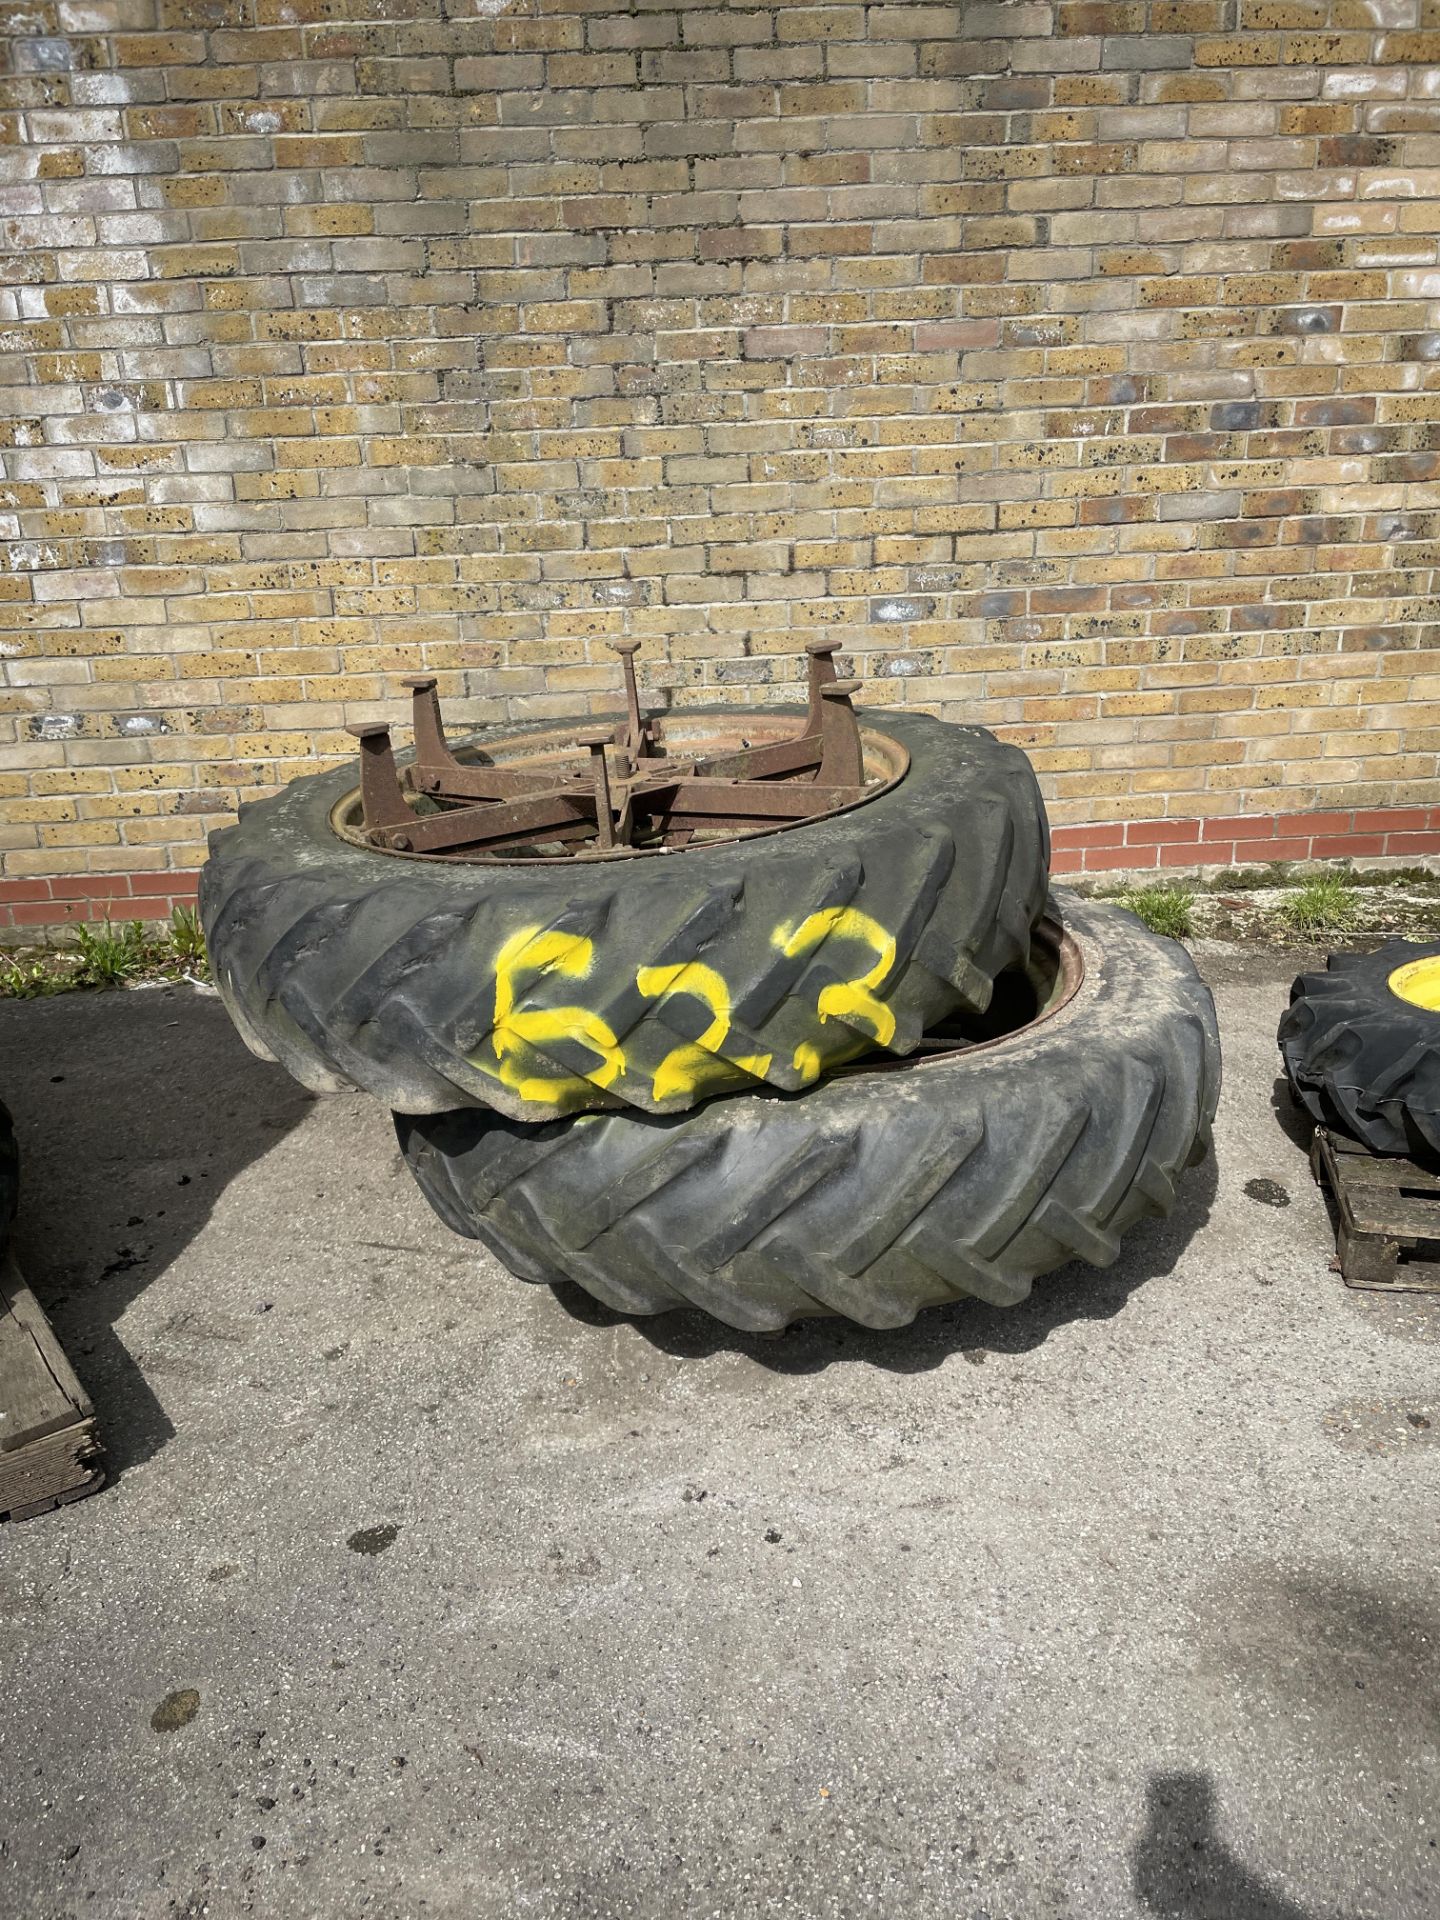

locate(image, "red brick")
[[130, 873, 199, 897], [1053, 824, 1127, 850], [0, 879, 55, 903], [1354, 808, 1429, 834], [1209, 816, 1274, 841], [4, 901, 73, 927], [1310, 835, 1385, 860], [1127, 819, 1201, 846], [1049, 847, 1086, 874], [1158, 841, 1205, 866], [1383, 832, 1440, 857], [49, 875, 132, 900], [1279, 811, 1353, 838], [1088, 843, 1158, 869], [1232, 838, 1311, 863]]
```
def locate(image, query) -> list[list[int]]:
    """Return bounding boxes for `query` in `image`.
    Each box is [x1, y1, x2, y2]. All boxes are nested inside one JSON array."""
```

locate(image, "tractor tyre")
[[200, 708, 1049, 1123], [1281, 941, 1440, 1156], [395, 893, 1221, 1332]]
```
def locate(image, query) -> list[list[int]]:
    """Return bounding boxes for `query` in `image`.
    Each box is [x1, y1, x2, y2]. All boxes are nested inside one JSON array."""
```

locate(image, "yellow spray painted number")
[[478, 910, 902, 1108], [636, 959, 772, 1103], [773, 906, 897, 1082], [485, 926, 627, 1107]]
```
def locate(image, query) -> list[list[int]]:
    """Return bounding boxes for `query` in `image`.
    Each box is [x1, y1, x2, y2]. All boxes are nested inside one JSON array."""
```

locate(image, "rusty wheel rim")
[[829, 918, 1086, 1078], [328, 710, 911, 864]]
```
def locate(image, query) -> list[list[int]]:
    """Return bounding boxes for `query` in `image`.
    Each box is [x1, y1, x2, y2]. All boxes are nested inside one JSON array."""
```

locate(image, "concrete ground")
[[0, 948, 1436, 1920]]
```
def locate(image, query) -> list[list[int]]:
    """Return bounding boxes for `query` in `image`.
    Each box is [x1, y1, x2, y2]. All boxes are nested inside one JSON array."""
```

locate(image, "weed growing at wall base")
[[1115, 885, 1197, 943], [1278, 875, 1360, 939], [0, 912, 211, 999]]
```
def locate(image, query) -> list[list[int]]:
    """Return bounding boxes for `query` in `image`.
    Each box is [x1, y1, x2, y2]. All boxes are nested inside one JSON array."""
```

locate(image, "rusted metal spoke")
[[402, 675, 580, 802], [401, 675, 457, 791], [818, 680, 864, 787], [609, 640, 654, 759], [683, 733, 824, 783], [417, 762, 590, 803], [579, 729, 617, 851], [805, 637, 841, 732], [628, 778, 867, 824], [346, 643, 885, 860], [370, 790, 597, 856], [613, 790, 636, 846], [348, 723, 415, 836]]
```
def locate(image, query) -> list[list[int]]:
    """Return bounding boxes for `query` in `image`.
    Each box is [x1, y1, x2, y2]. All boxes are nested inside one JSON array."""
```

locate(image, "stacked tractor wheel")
[[1281, 943, 1440, 1159], [201, 653, 1221, 1332]]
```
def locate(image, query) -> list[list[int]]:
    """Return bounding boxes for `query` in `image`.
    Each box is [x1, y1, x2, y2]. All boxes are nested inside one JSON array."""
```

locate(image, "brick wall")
[[5, 0, 1440, 928]]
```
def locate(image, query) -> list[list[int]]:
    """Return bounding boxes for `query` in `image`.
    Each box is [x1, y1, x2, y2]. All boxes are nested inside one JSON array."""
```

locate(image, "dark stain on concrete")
[[347, 1523, 400, 1556], [150, 1689, 200, 1733], [1244, 1178, 1291, 1208]]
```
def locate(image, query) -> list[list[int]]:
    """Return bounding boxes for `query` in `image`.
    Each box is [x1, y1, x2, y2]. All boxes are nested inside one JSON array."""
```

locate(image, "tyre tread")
[[202, 711, 1050, 1119], [397, 896, 1222, 1330], [1280, 940, 1440, 1156]]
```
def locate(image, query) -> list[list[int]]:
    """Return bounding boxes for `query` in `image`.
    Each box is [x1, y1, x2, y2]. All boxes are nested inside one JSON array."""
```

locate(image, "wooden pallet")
[[1310, 1126, 1440, 1293], [0, 1250, 104, 1521]]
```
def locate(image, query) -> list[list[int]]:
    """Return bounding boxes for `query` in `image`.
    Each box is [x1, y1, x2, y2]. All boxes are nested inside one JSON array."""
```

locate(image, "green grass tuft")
[[0, 955, 67, 999], [164, 904, 209, 977], [1118, 882, 1196, 941], [0, 907, 210, 999], [71, 918, 148, 989], [1278, 871, 1359, 937]]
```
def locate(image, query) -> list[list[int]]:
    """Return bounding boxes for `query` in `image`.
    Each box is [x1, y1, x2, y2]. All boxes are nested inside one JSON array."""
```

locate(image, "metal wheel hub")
[[333, 641, 909, 863]]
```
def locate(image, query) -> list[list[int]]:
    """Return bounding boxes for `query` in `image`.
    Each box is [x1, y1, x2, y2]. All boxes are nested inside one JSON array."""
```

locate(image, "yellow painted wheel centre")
[[1387, 955, 1440, 1011]]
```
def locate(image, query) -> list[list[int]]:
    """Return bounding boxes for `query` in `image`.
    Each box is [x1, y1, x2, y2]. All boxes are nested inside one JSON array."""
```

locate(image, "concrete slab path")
[[0, 948, 1435, 1920]]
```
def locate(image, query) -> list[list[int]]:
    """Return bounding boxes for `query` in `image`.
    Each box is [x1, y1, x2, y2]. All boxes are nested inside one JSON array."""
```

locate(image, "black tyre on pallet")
[[1281, 941, 1440, 1157], [395, 894, 1221, 1332], [200, 709, 1049, 1123]]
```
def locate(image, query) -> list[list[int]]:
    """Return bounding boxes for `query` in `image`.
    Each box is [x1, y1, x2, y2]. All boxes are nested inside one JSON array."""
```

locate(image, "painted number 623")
[[480, 907, 898, 1106]]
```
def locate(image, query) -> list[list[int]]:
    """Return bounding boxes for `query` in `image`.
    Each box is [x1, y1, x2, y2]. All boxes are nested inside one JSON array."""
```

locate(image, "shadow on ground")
[[1, 987, 312, 1477], [1134, 1772, 1322, 1920], [546, 1146, 1219, 1375], [1270, 1072, 1316, 1155]]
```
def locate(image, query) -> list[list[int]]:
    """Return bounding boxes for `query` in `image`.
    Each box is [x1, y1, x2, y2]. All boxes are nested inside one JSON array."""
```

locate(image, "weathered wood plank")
[[1323, 1148, 1440, 1195], [1343, 1187, 1440, 1241], [0, 1252, 103, 1521], [1311, 1128, 1440, 1295]]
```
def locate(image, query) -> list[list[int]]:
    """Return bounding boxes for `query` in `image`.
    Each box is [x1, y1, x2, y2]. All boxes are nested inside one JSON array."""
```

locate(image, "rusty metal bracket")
[[685, 639, 840, 784], [818, 679, 864, 787], [401, 676, 579, 803], [347, 723, 415, 842], [344, 644, 876, 861], [609, 641, 657, 761]]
